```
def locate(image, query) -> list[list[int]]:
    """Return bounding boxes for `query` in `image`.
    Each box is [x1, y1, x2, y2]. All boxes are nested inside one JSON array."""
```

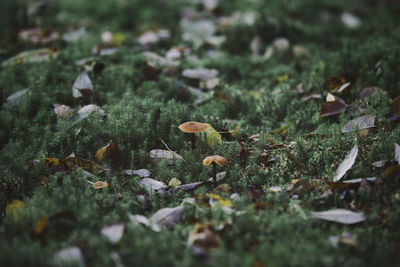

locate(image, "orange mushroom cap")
[[203, 155, 228, 166], [92, 181, 108, 189], [178, 121, 208, 133]]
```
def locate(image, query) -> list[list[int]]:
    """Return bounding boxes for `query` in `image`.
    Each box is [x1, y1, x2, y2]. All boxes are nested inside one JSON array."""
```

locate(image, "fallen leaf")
[[72, 72, 93, 98], [395, 143, 400, 165], [326, 93, 336, 102], [3, 88, 31, 110], [138, 31, 159, 45], [63, 28, 88, 42], [124, 169, 151, 177], [150, 205, 185, 229], [5, 200, 25, 223], [359, 87, 384, 99], [342, 177, 376, 184], [390, 96, 400, 116], [95, 140, 124, 170], [53, 247, 84, 267], [19, 28, 60, 45], [168, 178, 182, 187], [183, 68, 219, 81], [201, 123, 222, 147], [138, 178, 167, 194], [143, 52, 180, 74], [333, 143, 358, 182], [206, 172, 226, 184], [77, 104, 106, 120], [43, 158, 64, 168], [101, 223, 124, 244], [2, 48, 59, 67], [301, 92, 322, 102], [329, 232, 357, 248], [53, 104, 73, 119], [92, 43, 119, 56], [173, 181, 205, 192], [372, 160, 387, 168], [180, 19, 218, 48], [128, 214, 161, 232], [188, 222, 219, 256], [341, 12, 361, 29], [31, 217, 49, 244], [207, 193, 232, 207], [341, 115, 375, 133], [62, 155, 104, 174], [187, 86, 213, 106], [320, 98, 348, 118], [311, 209, 365, 224], [149, 149, 184, 165], [212, 184, 231, 193]]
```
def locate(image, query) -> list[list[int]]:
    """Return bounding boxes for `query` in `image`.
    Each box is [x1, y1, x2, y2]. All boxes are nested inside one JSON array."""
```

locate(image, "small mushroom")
[[178, 121, 207, 149], [203, 155, 228, 187], [91, 181, 108, 189]]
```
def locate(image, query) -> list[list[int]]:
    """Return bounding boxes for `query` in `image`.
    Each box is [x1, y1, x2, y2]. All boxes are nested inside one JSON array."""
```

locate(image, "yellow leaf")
[[43, 158, 64, 168], [277, 74, 289, 82], [269, 122, 294, 135], [111, 33, 126, 45], [168, 178, 182, 187], [32, 217, 48, 237], [229, 123, 242, 137], [208, 193, 232, 207], [200, 123, 222, 147], [63, 155, 104, 174], [5, 200, 25, 223]]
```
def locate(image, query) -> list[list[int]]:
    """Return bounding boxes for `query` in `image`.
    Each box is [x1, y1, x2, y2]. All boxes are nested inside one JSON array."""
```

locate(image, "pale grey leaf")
[[3, 88, 30, 110], [395, 143, 400, 165], [150, 205, 185, 229], [124, 169, 151, 178], [149, 149, 183, 165], [174, 181, 204, 192], [72, 72, 93, 98], [311, 209, 365, 224], [138, 178, 167, 194], [54, 247, 85, 267], [333, 143, 358, 182], [101, 223, 124, 244], [342, 115, 375, 133]]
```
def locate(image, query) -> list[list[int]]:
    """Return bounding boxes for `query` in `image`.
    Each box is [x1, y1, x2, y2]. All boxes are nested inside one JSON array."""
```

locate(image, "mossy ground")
[[1, 0, 400, 266]]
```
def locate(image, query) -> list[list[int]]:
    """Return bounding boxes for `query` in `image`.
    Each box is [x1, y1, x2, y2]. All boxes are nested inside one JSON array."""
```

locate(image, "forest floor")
[[1, 0, 400, 266]]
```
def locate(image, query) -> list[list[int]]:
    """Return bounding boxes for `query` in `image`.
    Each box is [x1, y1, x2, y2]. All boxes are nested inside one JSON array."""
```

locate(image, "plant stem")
[[212, 162, 217, 187], [191, 133, 196, 150]]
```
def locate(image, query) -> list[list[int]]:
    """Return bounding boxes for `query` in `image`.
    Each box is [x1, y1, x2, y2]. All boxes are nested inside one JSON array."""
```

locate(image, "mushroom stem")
[[212, 162, 217, 187], [190, 133, 196, 150]]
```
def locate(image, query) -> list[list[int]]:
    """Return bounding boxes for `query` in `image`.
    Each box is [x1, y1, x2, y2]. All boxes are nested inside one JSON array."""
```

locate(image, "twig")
[[159, 137, 185, 162], [159, 137, 174, 152]]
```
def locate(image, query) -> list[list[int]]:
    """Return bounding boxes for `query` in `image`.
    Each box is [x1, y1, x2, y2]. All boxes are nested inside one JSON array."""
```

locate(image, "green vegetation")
[[1, 0, 400, 266]]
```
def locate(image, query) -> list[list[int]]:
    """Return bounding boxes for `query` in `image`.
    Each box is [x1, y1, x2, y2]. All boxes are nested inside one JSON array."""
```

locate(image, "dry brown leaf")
[[390, 96, 400, 116], [320, 98, 348, 118], [95, 140, 124, 170], [188, 222, 220, 256]]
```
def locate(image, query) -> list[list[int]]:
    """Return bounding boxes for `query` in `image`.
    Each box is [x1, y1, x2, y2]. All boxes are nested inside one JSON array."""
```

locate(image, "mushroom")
[[91, 181, 108, 189], [178, 121, 207, 149], [203, 155, 228, 187]]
